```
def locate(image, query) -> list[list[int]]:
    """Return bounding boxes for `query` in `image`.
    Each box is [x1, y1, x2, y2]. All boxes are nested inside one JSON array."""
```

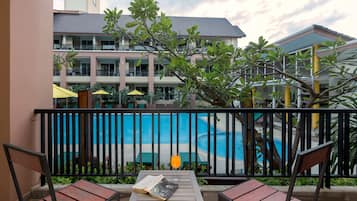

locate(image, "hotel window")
[[53, 39, 61, 49], [79, 63, 90, 76], [155, 87, 175, 100], [98, 63, 118, 76], [81, 40, 93, 50], [297, 49, 312, 78], [136, 87, 148, 94], [101, 41, 115, 50], [154, 64, 164, 76], [53, 65, 60, 76], [136, 64, 148, 76]]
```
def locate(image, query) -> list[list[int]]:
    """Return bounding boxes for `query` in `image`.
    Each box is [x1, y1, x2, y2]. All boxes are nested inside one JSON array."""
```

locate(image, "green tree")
[[53, 49, 77, 71], [103, 0, 357, 171]]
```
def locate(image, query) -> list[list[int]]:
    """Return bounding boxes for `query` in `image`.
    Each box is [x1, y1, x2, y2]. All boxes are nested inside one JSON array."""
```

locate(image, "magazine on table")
[[132, 174, 178, 200]]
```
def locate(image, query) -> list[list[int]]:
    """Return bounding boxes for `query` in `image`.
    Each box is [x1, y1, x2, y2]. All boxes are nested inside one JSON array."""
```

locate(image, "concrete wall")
[[64, 0, 87, 12], [0, 0, 52, 200], [87, 0, 101, 13]]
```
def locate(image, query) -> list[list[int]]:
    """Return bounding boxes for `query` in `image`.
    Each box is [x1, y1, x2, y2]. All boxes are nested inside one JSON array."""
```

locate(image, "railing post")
[[325, 112, 331, 188], [40, 113, 45, 186], [344, 113, 350, 176]]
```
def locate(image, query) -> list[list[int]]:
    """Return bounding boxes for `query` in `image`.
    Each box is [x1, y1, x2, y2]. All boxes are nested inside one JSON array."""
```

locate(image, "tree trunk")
[[240, 95, 282, 173]]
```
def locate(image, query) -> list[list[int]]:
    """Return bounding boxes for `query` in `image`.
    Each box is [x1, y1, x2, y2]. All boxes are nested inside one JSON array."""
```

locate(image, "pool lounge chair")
[[218, 141, 333, 201], [126, 152, 159, 169], [3, 144, 120, 201], [179, 152, 209, 171], [135, 152, 158, 166]]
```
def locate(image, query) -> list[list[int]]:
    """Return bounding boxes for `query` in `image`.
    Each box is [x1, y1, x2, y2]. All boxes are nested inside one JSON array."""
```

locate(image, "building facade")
[[249, 25, 355, 128], [64, 0, 100, 13], [53, 12, 245, 105], [251, 25, 354, 109]]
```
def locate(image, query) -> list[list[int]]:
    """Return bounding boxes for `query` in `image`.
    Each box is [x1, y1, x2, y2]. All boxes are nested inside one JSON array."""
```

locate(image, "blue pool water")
[[54, 113, 283, 160]]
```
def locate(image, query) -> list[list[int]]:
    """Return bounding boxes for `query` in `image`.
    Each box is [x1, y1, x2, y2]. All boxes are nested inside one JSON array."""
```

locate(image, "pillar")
[[190, 55, 197, 106], [90, 55, 97, 87], [92, 36, 96, 50], [60, 62, 67, 88], [284, 85, 291, 108], [272, 86, 276, 108], [62, 35, 66, 48], [312, 45, 320, 129], [119, 55, 126, 90], [251, 87, 256, 108], [0, 1, 52, 200], [148, 54, 155, 93]]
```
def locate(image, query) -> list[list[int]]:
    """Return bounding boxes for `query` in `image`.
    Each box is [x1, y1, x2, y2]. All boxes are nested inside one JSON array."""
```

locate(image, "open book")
[[132, 175, 178, 200]]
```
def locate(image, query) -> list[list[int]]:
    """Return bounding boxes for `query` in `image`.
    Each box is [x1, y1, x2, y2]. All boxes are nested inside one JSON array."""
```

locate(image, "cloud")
[[54, 0, 357, 47]]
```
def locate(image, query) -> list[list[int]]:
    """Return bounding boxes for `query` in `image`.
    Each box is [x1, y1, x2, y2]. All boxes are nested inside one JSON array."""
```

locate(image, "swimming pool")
[[55, 113, 283, 160]]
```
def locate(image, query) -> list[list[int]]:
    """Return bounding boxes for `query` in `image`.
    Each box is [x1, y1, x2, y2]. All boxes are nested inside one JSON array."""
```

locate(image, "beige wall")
[[0, 0, 52, 200]]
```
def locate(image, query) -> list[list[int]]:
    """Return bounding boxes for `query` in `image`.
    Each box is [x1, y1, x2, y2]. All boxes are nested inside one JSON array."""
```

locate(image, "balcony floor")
[[29, 184, 357, 201]]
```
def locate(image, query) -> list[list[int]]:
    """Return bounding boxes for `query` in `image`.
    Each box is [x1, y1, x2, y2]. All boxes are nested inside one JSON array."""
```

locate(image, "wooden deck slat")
[[58, 185, 105, 201], [222, 179, 264, 198], [130, 170, 203, 201], [262, 191, 300, 201], [72, 180, 117, 199], [41, 192, 76, 201], [233, 185, 277, 201]]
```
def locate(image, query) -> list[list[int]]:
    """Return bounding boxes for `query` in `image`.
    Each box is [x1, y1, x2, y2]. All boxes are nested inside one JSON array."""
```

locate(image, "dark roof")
[[275, 24, 355, 53], [54, 13, 246, 38]]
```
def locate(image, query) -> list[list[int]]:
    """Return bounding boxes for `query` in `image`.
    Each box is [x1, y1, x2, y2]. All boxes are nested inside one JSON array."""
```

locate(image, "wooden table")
[[219, 179, 301, 201], [130, 170, 204, 201], [41, 180, 120, 201]]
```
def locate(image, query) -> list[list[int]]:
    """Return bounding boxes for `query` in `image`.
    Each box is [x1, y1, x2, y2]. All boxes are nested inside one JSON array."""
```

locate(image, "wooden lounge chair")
[[3, 144, 121, 201], [179, 152, 209, 171], [135, 152, 158, 167], [218, 141, 333, 201]]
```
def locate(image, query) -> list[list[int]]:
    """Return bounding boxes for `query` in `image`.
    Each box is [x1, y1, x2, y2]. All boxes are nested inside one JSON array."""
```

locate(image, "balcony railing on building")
[[96, 69, 119, 76], [67, 66, 90, 76]]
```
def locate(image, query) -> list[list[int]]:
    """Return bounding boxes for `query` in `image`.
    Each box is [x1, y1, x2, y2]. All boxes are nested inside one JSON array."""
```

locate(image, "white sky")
[[53, 0, 357, 47]]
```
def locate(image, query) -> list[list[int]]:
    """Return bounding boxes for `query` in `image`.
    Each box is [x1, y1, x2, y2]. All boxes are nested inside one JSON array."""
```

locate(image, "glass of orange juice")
[[171, 154, 181, 169], [170, 154, 181, 181]]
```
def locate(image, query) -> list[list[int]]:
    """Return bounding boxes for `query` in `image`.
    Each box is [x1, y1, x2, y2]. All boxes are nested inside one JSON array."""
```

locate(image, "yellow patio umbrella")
[[92, 89, 110, 108], [92, 89, 110, 95], [127, 89, 144, 108], [127, 89, 144, 96], [53, 84, 78, 98]]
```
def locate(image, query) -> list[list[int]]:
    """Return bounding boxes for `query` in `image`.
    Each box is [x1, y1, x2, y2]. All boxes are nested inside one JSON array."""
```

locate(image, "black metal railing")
[[34, 108, 357, 186]]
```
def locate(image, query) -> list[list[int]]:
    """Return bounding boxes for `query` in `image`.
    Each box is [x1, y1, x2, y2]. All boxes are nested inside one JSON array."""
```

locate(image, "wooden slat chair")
[[218, 141, 333, 201], [3, 144, 120, 201], [179, 152, 209, 171]]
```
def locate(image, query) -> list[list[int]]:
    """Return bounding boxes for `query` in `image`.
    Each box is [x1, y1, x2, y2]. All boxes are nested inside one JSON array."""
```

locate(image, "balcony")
[[33, 108, 357, 188], [101, 45, 116, 50]]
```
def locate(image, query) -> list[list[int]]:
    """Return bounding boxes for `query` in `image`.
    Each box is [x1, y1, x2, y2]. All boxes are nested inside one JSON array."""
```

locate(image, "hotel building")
[[250, 25, 354, 108], [53, 11, 245, 105]]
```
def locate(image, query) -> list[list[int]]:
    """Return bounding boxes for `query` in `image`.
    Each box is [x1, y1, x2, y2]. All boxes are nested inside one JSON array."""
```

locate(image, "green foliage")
[[197, 177, 208, 185], [256, 177, 357, 186], [102, 0, 357, 174], [330, 93, 357, 173], [54, 50, 77, 71], [103, 8, 125, 44], [70, 84, 89, 92]]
